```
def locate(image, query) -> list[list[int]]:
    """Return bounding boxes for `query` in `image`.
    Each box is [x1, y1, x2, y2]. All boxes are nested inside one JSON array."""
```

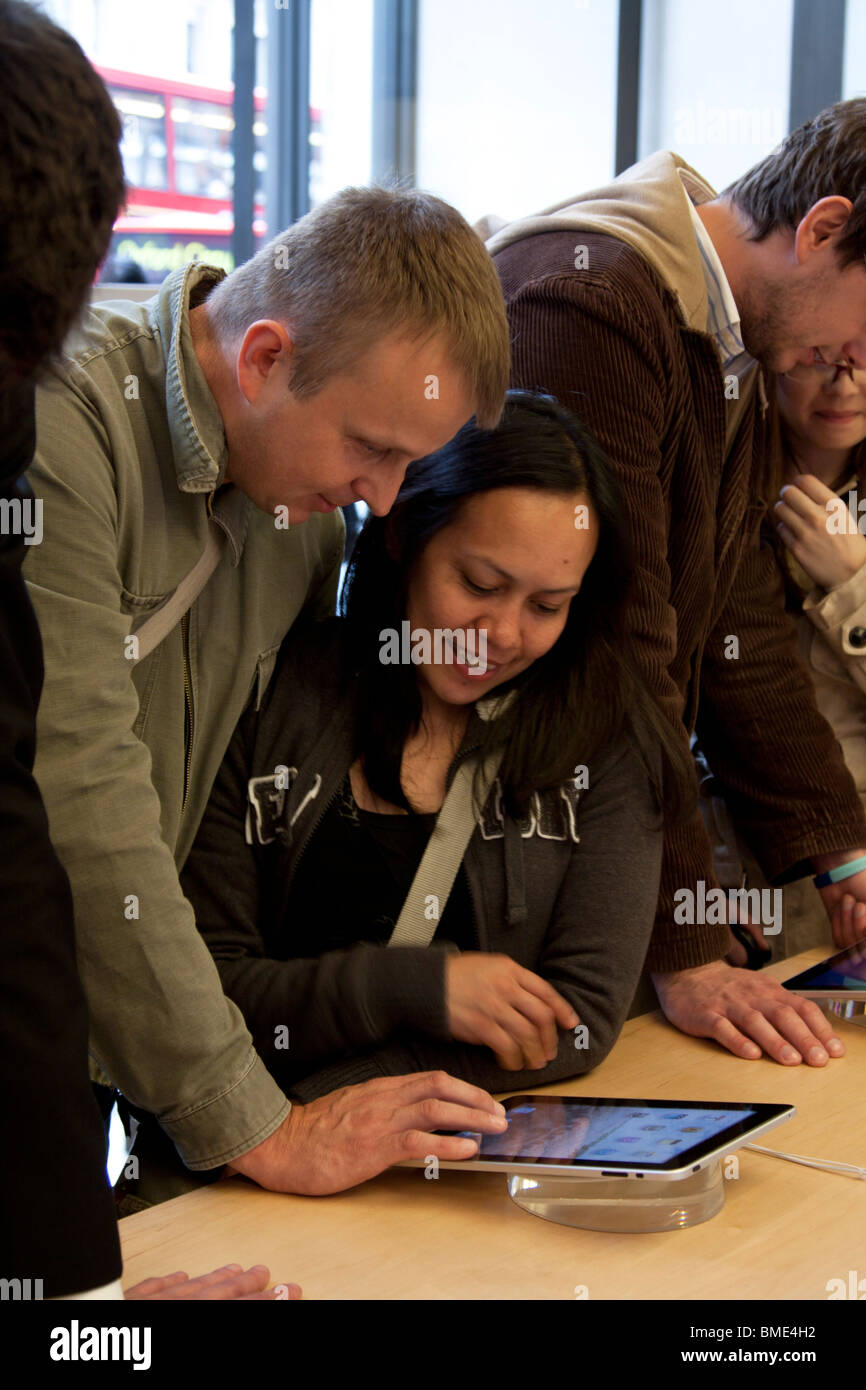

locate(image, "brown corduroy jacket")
[[488, 154, 866, 973]]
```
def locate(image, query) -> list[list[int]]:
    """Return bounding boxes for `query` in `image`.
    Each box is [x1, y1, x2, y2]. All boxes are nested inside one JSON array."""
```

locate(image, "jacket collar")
[[475, 688, 519, 722], [679, 169, 743, 357], [486, 150, 714, 334], [155, 261, 231, 495], [155, 261, 253, 564]]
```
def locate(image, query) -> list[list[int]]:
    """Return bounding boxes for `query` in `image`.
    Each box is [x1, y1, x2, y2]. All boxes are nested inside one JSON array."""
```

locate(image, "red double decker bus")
[[97, 66, 321, 282]]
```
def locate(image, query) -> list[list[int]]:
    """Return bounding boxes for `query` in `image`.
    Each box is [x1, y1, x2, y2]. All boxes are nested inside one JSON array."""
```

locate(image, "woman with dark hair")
[[182, 391, 696, 1102], [701, 358, 866, 967]]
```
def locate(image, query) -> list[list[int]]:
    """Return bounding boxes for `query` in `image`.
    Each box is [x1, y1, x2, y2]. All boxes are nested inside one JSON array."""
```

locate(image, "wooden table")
[[119, 951, 866, 1300]]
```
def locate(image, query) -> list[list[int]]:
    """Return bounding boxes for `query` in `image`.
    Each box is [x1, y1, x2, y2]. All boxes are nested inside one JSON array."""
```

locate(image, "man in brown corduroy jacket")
[[487, 101, 866, 1068]]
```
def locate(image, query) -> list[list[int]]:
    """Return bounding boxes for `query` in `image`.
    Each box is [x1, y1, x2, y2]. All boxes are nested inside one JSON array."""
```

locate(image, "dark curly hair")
[[0, 0, 125, 388], [725, 100, 866, 270]]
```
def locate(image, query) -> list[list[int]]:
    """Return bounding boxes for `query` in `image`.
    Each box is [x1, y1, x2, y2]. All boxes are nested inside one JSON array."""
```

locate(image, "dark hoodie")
[[181, 618, 664, 1102], [0, 379, 121, 1296]]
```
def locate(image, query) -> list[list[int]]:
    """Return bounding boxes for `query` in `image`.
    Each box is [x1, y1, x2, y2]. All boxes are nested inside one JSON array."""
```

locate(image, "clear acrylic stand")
[[822, 998, 866, 1028], [507, 1159, 724, 1232]]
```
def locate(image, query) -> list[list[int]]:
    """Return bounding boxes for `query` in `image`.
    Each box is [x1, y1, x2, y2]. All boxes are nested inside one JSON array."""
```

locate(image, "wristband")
[[813, 853, 866, 889]]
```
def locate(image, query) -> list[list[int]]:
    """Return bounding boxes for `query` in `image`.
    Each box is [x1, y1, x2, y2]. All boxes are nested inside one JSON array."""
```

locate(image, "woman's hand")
[[774, 473, 866, 589], [446, 952, 579, 1069]]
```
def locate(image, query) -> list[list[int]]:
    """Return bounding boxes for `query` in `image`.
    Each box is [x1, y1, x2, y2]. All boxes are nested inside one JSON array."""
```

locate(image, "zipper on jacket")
[[274, 781, 341, 924], [291, 777, 341, 874], [181, 609, 194, 814]]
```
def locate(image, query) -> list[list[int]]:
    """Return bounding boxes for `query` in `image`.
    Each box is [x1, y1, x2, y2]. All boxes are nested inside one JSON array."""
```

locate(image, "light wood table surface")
[[120, 951, 866, 1300]]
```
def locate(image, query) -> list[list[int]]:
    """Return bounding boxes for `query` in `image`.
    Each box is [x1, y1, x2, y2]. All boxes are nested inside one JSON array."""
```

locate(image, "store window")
[[415, 0, 619, 226], [638, 0, 794, 193], [309, 0, 374, 207]]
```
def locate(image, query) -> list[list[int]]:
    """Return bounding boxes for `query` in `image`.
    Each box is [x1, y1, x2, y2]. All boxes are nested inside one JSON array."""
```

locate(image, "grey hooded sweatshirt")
[[181, 619, 665, 1102]]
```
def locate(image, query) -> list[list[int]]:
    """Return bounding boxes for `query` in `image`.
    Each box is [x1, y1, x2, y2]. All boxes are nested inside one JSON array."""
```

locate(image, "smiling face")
[[403, 486, 600, 712], [777, 364, 866, 459], [217, 324, 476, 524], [740, 259, 866, 375], [732, 194, 866, 374]]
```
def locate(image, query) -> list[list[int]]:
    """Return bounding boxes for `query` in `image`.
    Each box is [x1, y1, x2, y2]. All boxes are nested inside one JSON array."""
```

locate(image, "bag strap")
[[387, 745, 504, 949], [133, 522, 227, 660]]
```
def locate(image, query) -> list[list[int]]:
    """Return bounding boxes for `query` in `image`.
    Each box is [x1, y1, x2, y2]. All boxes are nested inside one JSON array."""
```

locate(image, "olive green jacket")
[[24, 263, 343, 1168]]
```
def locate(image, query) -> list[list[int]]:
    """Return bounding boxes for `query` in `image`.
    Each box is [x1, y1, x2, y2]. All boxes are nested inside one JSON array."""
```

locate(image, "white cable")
[[745, 1143, 866, 1179]]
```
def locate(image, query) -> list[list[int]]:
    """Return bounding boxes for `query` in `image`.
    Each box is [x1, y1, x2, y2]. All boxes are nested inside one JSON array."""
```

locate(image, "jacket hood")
[[486, 150, 716, 333], [150, 261, 230, 492]]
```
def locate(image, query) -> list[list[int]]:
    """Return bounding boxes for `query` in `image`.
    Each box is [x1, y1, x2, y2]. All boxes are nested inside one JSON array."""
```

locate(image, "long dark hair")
[[340, 390, 697, 822]]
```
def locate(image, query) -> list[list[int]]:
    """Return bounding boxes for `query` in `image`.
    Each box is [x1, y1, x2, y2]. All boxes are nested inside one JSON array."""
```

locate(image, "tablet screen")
[[456, 1096, 788, 1171], [783, 939, 866, 993]]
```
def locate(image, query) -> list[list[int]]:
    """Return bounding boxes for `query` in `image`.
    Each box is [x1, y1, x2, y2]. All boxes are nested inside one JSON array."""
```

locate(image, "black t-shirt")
[[283, 772, 475, 956]]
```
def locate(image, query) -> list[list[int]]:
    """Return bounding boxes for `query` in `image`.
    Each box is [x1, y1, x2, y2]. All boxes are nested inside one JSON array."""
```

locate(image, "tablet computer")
[[782, 938, 866, 999], [400, 1095, 795, 1180]]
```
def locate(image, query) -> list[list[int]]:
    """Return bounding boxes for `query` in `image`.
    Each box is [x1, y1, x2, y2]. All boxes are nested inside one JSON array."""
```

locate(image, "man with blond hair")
[[25, 185, 511, 1203]]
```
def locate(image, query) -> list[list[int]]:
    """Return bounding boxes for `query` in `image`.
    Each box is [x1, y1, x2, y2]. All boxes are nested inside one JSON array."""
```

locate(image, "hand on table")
[[651, 959, 845, 1065], [446, 952, 579, 1069], [229, 1071, 509, 1196], [125, 1264, 301, 1300], [774, 474, 866, 589]]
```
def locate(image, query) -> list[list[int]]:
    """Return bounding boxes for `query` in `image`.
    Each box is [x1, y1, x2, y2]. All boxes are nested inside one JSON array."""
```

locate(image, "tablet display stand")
[[507, 1159, 724, 1232], [822, 998, 866, 1028]]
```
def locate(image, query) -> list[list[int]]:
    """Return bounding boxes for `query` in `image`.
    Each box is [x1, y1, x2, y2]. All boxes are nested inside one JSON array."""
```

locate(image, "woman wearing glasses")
[[769, 354, 866, 950], [710, 354, 866, 965], [180, 392, 694, 1103]]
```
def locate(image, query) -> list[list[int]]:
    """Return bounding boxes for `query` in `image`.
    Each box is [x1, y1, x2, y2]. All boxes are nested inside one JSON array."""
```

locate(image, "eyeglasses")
[[782, 353, 858, 385]]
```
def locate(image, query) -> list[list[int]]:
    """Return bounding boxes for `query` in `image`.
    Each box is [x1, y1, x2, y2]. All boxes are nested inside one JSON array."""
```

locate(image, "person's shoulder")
[[269, 616, 347, 703], [249, 617, 350, 766], [494, 226, 662, 284], [493, 228, 673, 336], [581, 732, 659, 800], [32, 296, 159, 440], [60, 295, 158, 377]]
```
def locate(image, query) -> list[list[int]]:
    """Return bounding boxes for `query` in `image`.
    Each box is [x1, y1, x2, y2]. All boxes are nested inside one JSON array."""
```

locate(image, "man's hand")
[[651, 960, 845, 1065], [446, 952, 578, 1069], [826, 891, 866, 948], [125, 1265, 301, 1300], [230, 1071, 508, 1196], [813, 850, 866, 948], [775, 474, 866, 589]]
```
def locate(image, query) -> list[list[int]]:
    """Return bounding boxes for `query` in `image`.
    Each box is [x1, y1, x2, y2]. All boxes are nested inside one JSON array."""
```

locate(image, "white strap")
[[133, 523, 227, 660], [387, 746, 504, 949]]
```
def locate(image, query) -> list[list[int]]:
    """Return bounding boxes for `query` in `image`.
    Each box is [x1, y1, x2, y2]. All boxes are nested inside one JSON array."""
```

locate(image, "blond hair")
[[206, 185, 510, 428]]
